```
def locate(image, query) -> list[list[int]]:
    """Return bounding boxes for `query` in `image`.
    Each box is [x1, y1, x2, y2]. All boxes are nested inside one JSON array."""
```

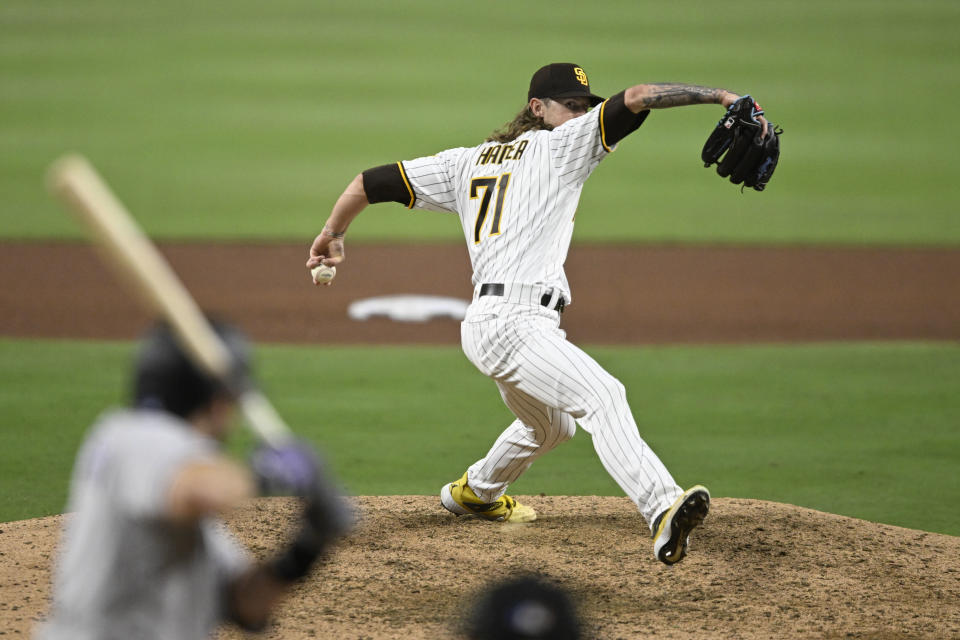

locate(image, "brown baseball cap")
[[528, 63, 604, 106]]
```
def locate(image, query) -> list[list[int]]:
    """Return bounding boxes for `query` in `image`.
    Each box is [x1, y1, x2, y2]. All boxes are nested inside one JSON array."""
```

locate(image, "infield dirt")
[[2, 497, 959, 639], [2, 242, 959, 638], [3, 243, 959, 344]]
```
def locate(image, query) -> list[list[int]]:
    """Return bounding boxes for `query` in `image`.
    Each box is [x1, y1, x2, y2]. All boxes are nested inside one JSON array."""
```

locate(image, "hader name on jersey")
[[476, 140, 529, 166]]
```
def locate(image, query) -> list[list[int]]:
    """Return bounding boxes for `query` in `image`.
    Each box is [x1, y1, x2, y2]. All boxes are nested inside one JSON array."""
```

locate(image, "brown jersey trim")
[[362, 163, 415, 209], [599, 90, 650, 151]]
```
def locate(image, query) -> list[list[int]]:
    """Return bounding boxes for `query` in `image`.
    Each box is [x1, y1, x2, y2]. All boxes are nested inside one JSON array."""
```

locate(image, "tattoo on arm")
[[635, 83, 726, 109]]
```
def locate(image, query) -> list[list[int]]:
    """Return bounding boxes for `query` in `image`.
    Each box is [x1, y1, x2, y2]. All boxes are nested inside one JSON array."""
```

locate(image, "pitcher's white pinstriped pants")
[[460, 298, 683, 525]]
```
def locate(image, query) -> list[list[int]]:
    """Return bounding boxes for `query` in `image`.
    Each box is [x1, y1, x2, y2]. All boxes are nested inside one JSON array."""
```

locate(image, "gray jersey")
[[38, 409, 250, 640], [401, 104, 614, 305]]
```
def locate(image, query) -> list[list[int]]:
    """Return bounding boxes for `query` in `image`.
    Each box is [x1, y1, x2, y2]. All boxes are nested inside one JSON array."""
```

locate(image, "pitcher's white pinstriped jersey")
[[398, 104, 614, 305], [381, 98, 685, 525], [324, 64, 715, 559]]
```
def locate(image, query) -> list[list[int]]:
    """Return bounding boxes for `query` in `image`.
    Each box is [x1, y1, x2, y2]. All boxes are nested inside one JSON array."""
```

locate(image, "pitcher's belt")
[[478, 283, 566, 313]]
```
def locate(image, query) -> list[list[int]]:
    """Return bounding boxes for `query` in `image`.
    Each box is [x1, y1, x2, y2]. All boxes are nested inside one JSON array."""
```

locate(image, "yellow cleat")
[[440, 472, 537, 523]]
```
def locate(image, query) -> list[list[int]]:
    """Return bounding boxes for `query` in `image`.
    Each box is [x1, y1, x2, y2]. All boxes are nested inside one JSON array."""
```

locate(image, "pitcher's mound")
[[4, 497, 958, 639]]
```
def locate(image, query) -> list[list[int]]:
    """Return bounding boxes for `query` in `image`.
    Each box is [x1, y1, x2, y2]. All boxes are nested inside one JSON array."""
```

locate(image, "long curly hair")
[[486, 104, 551, 143]]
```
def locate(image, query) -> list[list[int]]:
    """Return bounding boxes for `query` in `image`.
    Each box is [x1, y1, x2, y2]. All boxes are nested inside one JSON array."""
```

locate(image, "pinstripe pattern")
[[461, 306, 681, 523], [402, 102, 683, 526], [402, 106, 610, 300]]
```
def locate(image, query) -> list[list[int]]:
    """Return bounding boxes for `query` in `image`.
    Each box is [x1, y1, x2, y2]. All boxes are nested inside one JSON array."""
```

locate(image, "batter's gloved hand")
[[702, 95, 782, 191], [251, 440, 323, 497], [251, 440, 354, 533], [256, 441, 356, 583]]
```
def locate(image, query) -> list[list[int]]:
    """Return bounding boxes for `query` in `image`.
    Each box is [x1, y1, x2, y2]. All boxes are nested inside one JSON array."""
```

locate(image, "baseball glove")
[[702, 95, 782, 191]]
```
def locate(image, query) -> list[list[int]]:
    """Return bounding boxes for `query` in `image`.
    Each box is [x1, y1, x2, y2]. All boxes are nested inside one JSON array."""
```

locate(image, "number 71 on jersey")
[[471, 173, 511, 244]]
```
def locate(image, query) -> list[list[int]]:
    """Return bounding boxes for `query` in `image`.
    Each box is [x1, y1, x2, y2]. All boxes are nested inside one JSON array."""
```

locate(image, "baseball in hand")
[[311, 264, 336, 284]]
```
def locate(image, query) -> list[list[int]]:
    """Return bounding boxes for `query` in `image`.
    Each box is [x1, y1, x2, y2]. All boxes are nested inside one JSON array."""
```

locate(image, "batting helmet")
[[131, 319, 252, 419]]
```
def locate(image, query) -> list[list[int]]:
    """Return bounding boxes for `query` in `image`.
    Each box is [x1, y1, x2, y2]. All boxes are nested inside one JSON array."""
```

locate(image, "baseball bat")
[[46, 153, 292, 447]]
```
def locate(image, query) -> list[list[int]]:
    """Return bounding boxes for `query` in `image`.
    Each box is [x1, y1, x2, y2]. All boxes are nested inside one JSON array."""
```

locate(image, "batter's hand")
[[251, 440, 322, 497]]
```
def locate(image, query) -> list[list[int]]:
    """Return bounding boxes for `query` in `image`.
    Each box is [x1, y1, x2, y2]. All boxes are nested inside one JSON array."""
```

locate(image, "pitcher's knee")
[[599, 375, 628, 405], [530, 418, 575, 448], [554, 418, 576, 443], [520, 412, 575, 451], [583, 376, 629, 419]]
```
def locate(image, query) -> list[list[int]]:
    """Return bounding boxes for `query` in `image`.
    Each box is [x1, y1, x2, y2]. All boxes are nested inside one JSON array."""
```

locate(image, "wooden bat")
[[47, 154, 292, 447]]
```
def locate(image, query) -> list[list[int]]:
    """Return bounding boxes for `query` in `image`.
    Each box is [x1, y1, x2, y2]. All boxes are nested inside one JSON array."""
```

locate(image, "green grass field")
[[2, 339, 957, 535], [1, 0, 958, 548], [2, 0, 959, 244]]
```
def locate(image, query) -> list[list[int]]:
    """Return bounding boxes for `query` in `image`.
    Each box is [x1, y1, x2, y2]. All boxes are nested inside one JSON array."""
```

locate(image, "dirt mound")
[[3, 497, 958, 639]]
